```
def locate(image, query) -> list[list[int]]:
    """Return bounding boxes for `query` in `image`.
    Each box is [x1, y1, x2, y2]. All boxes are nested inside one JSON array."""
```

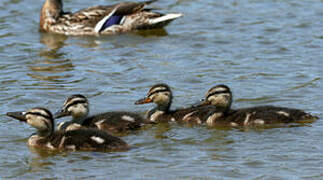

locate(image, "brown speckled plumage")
[[40, 0, 183, 36]]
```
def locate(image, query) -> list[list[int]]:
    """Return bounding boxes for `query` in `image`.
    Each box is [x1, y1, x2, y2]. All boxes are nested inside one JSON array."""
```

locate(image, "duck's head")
[[7, 107, 54, 136], [200, 84, 232, 111], [41, 0, 63, 14], [40, 0, 64, 30], [54, 94, 89, 120], [135, 83, 173, 111]]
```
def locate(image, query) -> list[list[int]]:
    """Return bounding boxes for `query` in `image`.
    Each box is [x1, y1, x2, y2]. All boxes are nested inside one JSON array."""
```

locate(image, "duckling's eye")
[[69, 104, 80, 110]]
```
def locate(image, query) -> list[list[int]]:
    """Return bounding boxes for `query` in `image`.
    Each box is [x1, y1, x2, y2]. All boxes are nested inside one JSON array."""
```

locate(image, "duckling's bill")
[[198, 99, 211, 106], [6, 111, 27, 122], [54, 108, 71, 119], [135, 97, 153, 104]]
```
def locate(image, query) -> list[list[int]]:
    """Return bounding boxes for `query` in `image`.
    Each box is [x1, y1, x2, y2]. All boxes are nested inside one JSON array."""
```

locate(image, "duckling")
[[199, 84, 318, 126], [54, 94, 146, 134], [135, 83, 220, 124], [40, 0, 183, 36], [6, 107, 129, 151]]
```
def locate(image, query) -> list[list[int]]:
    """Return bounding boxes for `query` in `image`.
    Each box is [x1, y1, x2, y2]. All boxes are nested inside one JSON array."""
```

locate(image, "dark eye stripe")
[[148, 89, 169, 97], [207, 91, 230, 99], [65, 100, 87, 110], [26, 112, 51, 119]]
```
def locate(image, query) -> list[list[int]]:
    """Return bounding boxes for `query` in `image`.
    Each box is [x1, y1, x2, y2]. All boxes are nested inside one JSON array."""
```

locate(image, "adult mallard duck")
[[40, 0, 183, 35]]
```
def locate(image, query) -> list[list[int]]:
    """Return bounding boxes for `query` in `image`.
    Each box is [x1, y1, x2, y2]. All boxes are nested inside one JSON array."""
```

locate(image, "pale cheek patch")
[[208, 96, 228, 107], [122, 115, 135, 122], [27, 116, 48, 130], [154, 94, 170, 105], [91, 136, 105, 144], [69, 104, 88, 117]]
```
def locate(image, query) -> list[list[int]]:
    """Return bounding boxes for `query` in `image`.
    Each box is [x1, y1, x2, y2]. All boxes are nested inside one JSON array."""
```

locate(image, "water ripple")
[[0, 0, 322, 179]]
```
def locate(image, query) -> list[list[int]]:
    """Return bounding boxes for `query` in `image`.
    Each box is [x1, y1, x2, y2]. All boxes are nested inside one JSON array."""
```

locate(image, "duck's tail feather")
[[147, 13, 183, 27]]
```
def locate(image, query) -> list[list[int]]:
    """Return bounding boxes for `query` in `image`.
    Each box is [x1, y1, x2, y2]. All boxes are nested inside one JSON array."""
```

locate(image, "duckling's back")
[[82, 111, 146, 134], [43, 129, 129, 151], [226, 105, 318, 125]]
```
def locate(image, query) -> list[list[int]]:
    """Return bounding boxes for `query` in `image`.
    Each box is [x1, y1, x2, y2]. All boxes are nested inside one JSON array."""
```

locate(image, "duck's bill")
[[197, 99, 211, 106], [135, 97, 152, 105], [6, 111, 27, 122], [54, 109, 70, 119], [190, 98, 205, 107]]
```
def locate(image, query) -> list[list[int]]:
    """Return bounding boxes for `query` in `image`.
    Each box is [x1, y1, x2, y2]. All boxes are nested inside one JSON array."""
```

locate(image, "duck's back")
[[82, 111, 146, 134], [36, 129, 128, 151], [173, 106, 222, 124], [226, 105, 317, 125], [147, 105, 220, 124]]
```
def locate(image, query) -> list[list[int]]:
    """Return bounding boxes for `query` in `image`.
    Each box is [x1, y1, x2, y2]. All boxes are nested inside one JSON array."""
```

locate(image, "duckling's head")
[[135, 83, 173, 111], [54, 94, 89, 120], [7, 107, 54, 136], [201, 84, 232, 111]]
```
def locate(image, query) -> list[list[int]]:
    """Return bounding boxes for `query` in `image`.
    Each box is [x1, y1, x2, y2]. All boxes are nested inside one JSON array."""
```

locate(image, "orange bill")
[[135, 97, 153, 105]]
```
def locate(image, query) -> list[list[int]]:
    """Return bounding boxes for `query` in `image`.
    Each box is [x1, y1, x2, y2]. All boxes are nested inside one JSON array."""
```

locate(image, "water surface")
[[0, 0, 322, 179]]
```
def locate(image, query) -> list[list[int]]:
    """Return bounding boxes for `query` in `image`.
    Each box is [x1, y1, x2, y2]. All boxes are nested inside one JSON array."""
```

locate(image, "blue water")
[[0, 0, 322, 179]]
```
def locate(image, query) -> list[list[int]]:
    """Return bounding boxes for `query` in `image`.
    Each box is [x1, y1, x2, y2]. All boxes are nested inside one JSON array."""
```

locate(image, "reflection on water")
[[39, 33, 67, 52], [24, 33, 74, 83], [153, 123, 173, 139], [27, 58, 74, 83], [28, 58, 74, 73], [29, 146, 63, 158], [134, 29, 169, 37]]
